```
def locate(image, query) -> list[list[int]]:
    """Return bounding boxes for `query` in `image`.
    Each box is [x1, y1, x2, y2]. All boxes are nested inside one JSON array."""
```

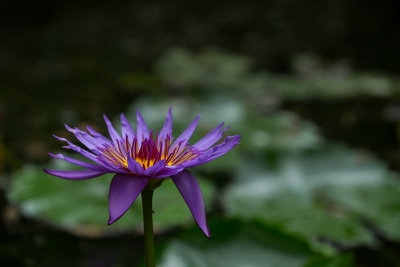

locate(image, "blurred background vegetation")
[[1, 1, 400, 266]]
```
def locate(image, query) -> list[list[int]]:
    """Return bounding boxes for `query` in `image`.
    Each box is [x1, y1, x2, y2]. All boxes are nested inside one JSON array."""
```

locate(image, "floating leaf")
[[223, 145, 393, 252], [7, 159, 216, 235], [158, 219, 354, 267], [303, 253, 354, 267], [156, 48, 399, 100], [322, 180, 400, 241]]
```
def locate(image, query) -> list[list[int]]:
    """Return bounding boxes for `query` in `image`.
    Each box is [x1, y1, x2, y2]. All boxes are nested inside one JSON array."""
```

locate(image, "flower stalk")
[[142, 189, 156, 267]]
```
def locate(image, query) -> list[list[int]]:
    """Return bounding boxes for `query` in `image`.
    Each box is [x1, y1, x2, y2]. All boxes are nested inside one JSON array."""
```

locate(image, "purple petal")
[[120, 113, 136, 143], [64, 124, 100, 150], [103, 114, 122, 144], [192, 123, 229, 151], [159, 107, 173, 140], [204, 135, 241, 159], [54, 135, 103, 163], [183, 135, 241, 168], [136, 109, 150, 146], [96, 156, 129, 174], [152, 166, 185, 178], [49, 153, 109, 172], [108, 174, 148, 224], [86, 126, 113, 146], [171, 170, 211, 237], [144, 159, 166, 176], [53, 135, 119, 172], [171, 115, 201, 150], [127, 157, 145, 176], [43, 169, 105, 180]]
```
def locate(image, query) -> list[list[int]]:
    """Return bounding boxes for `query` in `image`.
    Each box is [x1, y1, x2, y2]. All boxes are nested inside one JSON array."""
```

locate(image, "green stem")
[[142, 189, 156, 267]]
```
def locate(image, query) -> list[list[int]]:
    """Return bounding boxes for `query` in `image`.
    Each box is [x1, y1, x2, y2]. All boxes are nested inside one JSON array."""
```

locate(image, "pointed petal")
[[54, 135, 101, 162], [108, 174, 148, 224], [171, 170, 210, 237], [136, 109, 150, 146], [183, 135, 241, 168], [103, 114, 122, 144], [120, 113, 136, 143], [49, 153, 109, 172], [144, 159, 166, 176], [192, 123, 229, 151], [159, 107, 173, 140], [204, 135, 241, 160], [86, 126, 113, 146], [43, 169, 105, 180], [152, 166, 185, 178], [53, 135, 118, 171], [171, 115, 200, 150], [127, 157, 145, 176], [64, 124, 100, 150]]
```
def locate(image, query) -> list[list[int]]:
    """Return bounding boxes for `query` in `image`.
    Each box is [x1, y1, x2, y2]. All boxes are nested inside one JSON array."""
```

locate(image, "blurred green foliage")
[[8, 159, 216, 233], [158, 220, 354, 267], [4, 47, 400, 266], [223, 145, 394, 254], [157, 48, 400, 100]]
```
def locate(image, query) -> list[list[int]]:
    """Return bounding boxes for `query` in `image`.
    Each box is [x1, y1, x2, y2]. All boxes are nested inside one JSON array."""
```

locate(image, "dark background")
[[1, 1, 400, 266]]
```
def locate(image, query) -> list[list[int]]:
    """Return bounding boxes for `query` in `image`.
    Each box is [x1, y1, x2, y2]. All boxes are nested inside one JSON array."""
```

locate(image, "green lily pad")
[[322, 180, 400, 241], [157, 219, 355, 267], [7, 159, 216, 234], [223, 145, 394, 253], [303, 254, 354, 267], [156, 48, 398, 100]]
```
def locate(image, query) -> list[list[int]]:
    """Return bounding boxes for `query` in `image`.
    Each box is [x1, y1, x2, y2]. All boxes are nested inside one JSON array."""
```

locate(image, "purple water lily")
[[44, 108, 240, 237]]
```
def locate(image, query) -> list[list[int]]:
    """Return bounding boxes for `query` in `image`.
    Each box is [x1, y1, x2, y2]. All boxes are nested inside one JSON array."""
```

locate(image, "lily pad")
[[157, 219, 354, 267], [7, 159, 216, 234], [156, 48, 398, 100], [303, 254, 354, 267], [322, 180, 400, 241], [222, 145, 394, 253]]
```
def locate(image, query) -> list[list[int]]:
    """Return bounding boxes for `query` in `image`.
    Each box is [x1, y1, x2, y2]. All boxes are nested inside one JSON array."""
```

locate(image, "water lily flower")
[[44, 108, 240, 237]]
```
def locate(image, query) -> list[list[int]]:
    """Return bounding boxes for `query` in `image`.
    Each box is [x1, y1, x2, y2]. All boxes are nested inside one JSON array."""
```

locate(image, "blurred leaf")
[[158, 220, 310, 267], [303, 254, 354, 267], [323, 180, 400, 241], [156, 48, 399, 100], [223, 145, 394, 253], [156, 48, 251, 92], [7, 159, 216, 234], [271, 73, 394, 100], [158, 219, 354, 267], [242, 111, 321, 154]]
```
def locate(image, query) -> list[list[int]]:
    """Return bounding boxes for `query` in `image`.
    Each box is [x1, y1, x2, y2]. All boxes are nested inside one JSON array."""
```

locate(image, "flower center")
[[96, 132, 199, 172]]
